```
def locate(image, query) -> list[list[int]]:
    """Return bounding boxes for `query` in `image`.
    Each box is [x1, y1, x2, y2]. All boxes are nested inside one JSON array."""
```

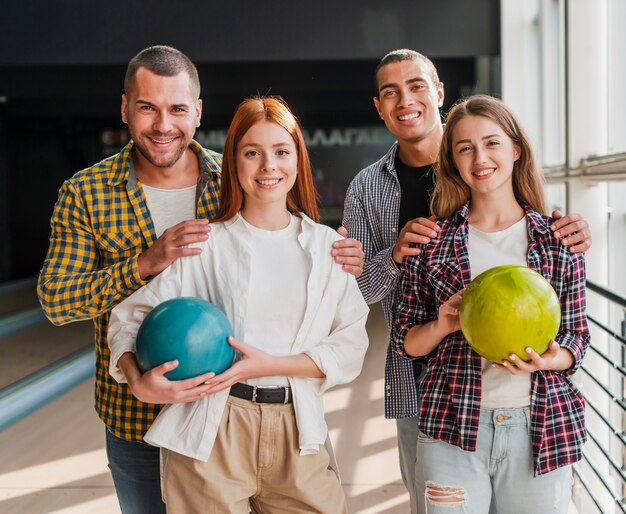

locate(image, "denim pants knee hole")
[[425, 481, 467, 506]]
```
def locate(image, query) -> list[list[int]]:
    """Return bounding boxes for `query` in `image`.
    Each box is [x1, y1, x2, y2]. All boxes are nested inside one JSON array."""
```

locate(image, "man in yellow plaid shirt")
[[38, 45, 365, 513]]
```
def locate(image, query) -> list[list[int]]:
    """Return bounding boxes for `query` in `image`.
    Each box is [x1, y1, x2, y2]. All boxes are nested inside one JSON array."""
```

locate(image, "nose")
[[153, 111, 173, 133], [261, 154, 276, 172], [397, 88, 415, 108], [474, 146, 488, 164]]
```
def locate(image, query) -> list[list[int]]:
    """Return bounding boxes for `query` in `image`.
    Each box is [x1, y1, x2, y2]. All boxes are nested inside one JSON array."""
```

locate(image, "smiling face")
[[121, 67, 202, 170], [236, 120, 298, 211], [374, 59, 444, 148], [451, 115, 521, 198]]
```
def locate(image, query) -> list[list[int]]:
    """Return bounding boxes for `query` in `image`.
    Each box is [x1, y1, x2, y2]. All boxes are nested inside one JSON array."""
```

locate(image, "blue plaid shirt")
[[343, 142, 422, 419]]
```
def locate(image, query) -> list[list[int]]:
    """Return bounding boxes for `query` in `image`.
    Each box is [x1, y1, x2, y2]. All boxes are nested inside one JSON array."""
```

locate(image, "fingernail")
[[509, 354, 516, 361], [554, 231, 560, 238], [526, 347, 532, 354], [501, 361, 508, 366]]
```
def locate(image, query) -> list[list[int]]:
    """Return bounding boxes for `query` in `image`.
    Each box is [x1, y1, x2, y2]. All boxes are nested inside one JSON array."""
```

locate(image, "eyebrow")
[[240, 142, 294, 148], [136, 99, 190, 109], [454, 134, 502, 145], [378, 77, 428, 93]]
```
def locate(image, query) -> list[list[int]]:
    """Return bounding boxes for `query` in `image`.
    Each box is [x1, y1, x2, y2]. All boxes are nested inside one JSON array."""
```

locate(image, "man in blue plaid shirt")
[[341, 48, 592, 513], [39, 45, 365, 514]]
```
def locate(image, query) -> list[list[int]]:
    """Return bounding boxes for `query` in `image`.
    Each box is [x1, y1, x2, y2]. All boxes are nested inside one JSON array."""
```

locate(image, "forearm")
[[273, 354, 325, 379], [117, 352, 142, 385], [548, 346, 575, 371], [404, 320, 449, 357]]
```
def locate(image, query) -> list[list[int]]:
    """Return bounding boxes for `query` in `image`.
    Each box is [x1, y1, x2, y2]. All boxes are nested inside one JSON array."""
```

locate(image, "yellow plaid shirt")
[[37, 139, 222, 441]]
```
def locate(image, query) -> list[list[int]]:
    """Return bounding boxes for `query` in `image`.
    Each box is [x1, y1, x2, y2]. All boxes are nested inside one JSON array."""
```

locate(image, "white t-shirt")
[[241, 214, 309, 387], [142, 184, 196, 237], [467, 217, 531, 409]]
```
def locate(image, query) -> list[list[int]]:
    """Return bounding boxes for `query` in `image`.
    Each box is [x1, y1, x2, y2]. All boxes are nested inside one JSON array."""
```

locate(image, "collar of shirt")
[[104, 139, 221, 188]]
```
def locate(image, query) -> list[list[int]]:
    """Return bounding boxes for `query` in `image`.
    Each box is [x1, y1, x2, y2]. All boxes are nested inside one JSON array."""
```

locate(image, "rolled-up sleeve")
[[304, 272, 369, 393]]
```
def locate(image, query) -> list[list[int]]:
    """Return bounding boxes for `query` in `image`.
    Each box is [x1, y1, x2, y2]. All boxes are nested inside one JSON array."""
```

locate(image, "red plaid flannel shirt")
[[393, 203, 589, 476]]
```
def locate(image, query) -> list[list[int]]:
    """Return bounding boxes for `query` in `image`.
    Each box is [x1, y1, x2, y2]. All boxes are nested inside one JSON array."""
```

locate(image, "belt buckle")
[[255, 385, 290, 404]]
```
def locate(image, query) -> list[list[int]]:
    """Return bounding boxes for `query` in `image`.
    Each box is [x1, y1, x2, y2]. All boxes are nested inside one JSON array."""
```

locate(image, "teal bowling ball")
[[136, 297, 235, 380]]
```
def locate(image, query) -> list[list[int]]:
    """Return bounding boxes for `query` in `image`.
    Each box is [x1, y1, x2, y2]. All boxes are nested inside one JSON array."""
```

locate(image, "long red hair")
[[213, 96, 319, 223]]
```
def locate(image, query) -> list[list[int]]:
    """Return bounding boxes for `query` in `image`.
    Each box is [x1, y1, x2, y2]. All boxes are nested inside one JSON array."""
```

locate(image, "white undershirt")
[[241, 214, 309, 387], [467, 217, 531, 409], [142, 184, 196, 238]]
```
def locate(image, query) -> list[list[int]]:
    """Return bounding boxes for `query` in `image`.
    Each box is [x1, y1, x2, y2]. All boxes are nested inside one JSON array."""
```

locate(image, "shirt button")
[[391, 227, 396, 233], [395, 192, 399, 197]]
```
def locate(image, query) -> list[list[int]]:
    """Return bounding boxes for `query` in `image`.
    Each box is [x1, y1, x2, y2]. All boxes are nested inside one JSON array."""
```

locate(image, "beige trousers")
[[162, 395, 347, 514]]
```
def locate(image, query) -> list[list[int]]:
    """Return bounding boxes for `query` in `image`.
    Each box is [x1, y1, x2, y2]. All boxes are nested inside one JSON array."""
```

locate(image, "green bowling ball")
[[459, 265, 561, 363]]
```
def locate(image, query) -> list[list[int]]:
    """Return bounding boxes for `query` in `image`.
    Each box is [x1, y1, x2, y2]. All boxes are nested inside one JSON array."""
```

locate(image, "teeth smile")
[[474, 169, 494, 177], [398, 112, 420, 121], [257, 178, 281, 186], [150, 138, 175, 144]]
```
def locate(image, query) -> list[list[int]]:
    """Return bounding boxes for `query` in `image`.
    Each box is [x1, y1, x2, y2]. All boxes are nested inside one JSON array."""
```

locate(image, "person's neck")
[[241, 203, 292, 231], [396, 126, 443, 167], [133, 147, 199, 189], [468, 193, 525, 232]]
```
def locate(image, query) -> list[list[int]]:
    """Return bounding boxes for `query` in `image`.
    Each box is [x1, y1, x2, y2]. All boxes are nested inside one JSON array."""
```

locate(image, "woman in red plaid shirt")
[[394, 95, 589, 514]]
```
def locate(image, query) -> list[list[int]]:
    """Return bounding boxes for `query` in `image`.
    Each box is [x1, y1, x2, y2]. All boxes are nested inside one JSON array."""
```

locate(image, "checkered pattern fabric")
[[38, 140, 222, 440], [342, 142, 425, 419], [393, 203, 589, 476]]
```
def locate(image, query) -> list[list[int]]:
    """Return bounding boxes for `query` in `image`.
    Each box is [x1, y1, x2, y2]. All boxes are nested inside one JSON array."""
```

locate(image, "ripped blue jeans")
[[415, 408, 572, 514]]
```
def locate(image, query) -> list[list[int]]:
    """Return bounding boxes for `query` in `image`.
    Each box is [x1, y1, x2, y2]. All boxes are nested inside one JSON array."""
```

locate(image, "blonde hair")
[[431, 95, 546, 219]]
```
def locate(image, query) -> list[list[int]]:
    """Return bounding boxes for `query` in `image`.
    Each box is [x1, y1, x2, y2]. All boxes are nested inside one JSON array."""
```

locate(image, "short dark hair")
[[374, 49, 440, 96], [124, 45, 200, 99]]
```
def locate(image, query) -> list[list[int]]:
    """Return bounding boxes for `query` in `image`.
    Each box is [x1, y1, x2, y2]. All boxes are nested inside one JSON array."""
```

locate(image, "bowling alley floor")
[[0, 303, 413, 513]]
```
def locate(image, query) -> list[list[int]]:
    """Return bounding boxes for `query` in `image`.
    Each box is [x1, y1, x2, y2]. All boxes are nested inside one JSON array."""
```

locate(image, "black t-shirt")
[[394, 151, 435, 383], [394, 150, 435, 232]]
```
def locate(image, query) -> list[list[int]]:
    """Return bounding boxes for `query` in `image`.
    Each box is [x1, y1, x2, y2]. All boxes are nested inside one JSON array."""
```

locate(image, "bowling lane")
[[0, 318, 93, 389], [0, 277, 39, 317]]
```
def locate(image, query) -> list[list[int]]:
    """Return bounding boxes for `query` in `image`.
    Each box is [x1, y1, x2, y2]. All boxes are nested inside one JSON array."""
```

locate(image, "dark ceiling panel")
[[0, 0, 499, 65]]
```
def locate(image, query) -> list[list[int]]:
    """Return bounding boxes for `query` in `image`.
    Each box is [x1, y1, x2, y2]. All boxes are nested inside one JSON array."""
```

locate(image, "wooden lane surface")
[[0, 303, 410, 513]]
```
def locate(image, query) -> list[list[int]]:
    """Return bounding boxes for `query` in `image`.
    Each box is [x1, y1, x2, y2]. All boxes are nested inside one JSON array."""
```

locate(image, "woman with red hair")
[[108, 96, 369, 513]]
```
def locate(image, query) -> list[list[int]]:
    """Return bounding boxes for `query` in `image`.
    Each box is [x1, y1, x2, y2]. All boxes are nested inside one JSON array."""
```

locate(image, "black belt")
[[229, 382, 293, 404]]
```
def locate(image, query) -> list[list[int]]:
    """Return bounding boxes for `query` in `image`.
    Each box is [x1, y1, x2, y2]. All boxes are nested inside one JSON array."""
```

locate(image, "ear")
[[121, 94, 128, 124], [437, 82, 445, 108], [195, 99, 203, 128], [373, 97, 383, 119], [513, 144, 521, 161]]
